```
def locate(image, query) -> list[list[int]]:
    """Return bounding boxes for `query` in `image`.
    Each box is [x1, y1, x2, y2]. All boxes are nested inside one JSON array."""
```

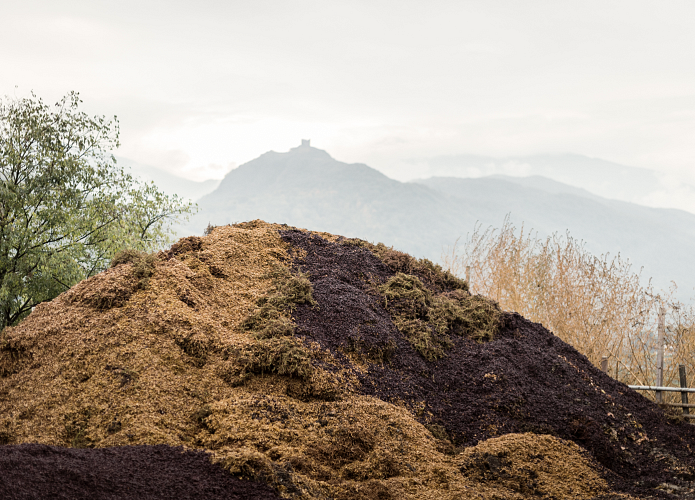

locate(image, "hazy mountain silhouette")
[[182, 143, 695, 298], [485, 175, 603, 201], [415, 153, 663, 203]]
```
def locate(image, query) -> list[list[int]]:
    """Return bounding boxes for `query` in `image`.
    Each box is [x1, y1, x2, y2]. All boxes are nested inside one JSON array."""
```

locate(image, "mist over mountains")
[[413, 153, 695, 214], [117, 157, 221, 202], [166, 143, 695, 299]]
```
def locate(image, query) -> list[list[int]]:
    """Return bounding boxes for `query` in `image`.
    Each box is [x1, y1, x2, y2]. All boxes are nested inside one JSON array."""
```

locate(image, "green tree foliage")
[[0, 91, 195, 330]]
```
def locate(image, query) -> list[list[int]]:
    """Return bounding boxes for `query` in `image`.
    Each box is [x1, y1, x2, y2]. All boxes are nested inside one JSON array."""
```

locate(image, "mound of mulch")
[[280, 228, 695, 497], [0, 223, 291, 448], [0, 443, 280, 500], [2, 220, 695, 499]]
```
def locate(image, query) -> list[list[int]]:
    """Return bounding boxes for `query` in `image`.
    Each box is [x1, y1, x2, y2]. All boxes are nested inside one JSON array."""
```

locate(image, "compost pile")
[[1, 220, 695, 499]]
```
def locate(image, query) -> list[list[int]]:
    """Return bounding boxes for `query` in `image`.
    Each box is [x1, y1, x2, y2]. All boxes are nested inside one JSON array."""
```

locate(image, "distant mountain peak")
[[290, 139, 312, 151], [287, 140, 333, 159]]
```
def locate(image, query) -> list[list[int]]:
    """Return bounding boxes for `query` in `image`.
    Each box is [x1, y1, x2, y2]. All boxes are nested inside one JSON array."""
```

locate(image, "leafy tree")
[[0, 91, 195, 330]]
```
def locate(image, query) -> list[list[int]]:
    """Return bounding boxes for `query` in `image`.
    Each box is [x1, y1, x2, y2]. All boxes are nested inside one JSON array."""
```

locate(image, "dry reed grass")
[[443, 216, 695, 401]]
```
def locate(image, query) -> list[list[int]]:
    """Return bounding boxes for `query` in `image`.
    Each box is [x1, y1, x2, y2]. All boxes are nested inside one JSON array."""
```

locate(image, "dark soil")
[[280, 229, 695, 498], [0, 444, 281, 500]]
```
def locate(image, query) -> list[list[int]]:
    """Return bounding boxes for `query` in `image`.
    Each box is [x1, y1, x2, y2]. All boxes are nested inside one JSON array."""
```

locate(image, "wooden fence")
[[622, 364, 694, 420]]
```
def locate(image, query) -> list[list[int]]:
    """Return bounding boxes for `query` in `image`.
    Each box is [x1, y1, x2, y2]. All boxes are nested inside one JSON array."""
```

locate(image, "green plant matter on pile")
[[229, 262, 319, 386], [239, 338, 314, 380], [236, 263, 317, 382], [378, 273, 500, 360], [241, 264, 316, 340], [342, 239, 468, 293]]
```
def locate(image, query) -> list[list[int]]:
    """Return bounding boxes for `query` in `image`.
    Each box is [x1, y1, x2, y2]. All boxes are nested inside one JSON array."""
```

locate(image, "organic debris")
[[0, 443, 281, 499], [377, 272, 500, 359], [1, 220, 694, 499]]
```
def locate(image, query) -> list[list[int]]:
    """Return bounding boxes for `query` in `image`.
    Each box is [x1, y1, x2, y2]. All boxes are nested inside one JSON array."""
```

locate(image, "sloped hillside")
[[1, 221, 694, 499]]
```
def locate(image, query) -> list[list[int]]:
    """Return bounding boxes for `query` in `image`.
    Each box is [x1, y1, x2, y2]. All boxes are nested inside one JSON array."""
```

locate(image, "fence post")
[[656, 306, 666, 404], [679, 364, 690, 415], [601, 356, 608, 373], [465, 266, 471, 289]]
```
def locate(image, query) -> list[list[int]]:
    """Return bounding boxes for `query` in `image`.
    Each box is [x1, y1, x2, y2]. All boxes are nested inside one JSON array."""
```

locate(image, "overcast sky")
[[3, 1, 695, 186]]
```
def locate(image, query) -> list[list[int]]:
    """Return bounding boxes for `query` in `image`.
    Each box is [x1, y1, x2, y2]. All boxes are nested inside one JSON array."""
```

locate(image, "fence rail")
[[627, 385, 695, 393], [628, 386, 695, 419], [627, 366, 692, 420]]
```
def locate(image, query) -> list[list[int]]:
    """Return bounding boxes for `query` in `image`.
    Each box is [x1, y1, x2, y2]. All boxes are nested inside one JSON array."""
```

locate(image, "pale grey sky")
[[3, 1, 694, 191]]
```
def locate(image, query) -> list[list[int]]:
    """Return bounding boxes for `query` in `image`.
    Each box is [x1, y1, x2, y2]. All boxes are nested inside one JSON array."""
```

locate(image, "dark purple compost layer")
[[280, 229, 695, 498], [0, 444, 281, 500]]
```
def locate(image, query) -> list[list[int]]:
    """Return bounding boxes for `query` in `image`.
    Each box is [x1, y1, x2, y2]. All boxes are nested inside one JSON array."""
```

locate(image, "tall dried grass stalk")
[[443, 217, 695, 401]]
